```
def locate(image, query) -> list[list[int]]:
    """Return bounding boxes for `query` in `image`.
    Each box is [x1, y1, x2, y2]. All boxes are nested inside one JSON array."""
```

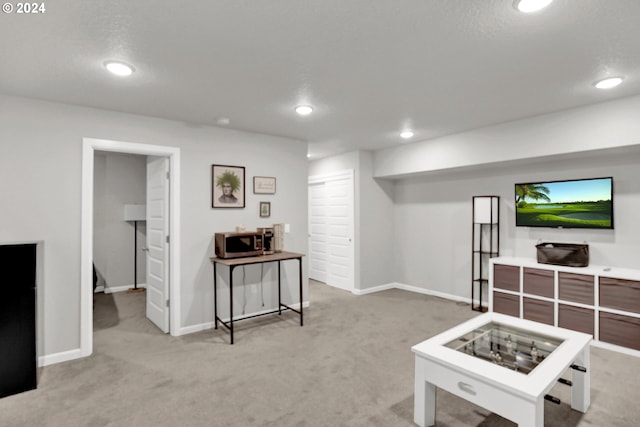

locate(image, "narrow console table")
[[211, 251, 304, 344]]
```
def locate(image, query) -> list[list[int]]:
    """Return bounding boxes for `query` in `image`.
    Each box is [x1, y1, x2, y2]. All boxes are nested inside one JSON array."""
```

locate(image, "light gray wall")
[[310, 96, 640, 300], [374, 95, 640, 178], [393, 150, 640, 299], [93, 152, 147, 290], [357, 152, 395, 289], [368, 95, 640, 300], [309, 150, 395, 290], [0, 93, 308, 359]]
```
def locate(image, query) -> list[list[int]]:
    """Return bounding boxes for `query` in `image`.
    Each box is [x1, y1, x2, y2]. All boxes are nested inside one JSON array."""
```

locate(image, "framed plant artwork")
[[253, 176, 276, 194], [260, 201, 271, 217], [212, 164, 245, 208]]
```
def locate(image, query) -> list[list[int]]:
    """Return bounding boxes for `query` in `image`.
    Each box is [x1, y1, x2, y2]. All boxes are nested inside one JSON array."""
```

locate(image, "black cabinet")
[[0, 243, 37, 398]]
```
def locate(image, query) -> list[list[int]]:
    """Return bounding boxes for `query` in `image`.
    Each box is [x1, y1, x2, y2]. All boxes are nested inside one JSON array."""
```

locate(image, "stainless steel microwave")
[[214, 231, 264, 259]]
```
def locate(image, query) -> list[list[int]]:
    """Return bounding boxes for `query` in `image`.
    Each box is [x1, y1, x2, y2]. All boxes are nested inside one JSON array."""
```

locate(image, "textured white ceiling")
[[1, 0, 639, 159]]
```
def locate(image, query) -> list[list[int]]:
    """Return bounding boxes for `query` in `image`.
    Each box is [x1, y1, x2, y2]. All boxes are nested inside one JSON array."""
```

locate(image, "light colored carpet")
[[1, 280, 639, 426]]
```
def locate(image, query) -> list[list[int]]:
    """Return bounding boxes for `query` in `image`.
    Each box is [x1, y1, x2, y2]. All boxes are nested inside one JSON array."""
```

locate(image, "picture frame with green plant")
[[260, 201, 271, 217], [212, 164, 245, 208]]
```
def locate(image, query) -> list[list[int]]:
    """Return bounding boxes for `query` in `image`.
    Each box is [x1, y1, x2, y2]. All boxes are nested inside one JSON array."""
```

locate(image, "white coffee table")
[[412, 312, 591, 427]]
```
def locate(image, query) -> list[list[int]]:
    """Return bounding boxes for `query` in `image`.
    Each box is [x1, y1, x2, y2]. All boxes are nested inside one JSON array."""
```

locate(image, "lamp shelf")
[[472, 196, 500, 312]]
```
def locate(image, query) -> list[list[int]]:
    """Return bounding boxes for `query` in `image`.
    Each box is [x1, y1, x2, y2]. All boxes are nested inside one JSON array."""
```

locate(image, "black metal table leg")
[[213, 262, 218, 329], [278, 260, 282, 315], [229, 265, 235, 344], [298, 257, 303, 326]]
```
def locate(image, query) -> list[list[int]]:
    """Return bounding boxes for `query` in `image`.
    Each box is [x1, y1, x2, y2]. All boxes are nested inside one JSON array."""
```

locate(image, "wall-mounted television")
[[515, 177, 613, 229]]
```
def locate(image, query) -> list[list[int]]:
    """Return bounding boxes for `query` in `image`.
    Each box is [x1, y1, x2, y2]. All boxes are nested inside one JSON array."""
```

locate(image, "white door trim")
[[81, 138, 181, 358]]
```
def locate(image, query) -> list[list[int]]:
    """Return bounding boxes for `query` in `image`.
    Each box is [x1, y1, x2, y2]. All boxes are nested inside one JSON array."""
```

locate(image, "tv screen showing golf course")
[[515, 177, 613, 229]]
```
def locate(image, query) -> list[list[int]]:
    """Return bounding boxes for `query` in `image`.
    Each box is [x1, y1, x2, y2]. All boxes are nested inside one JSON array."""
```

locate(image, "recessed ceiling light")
[[400, 130, 414, 139], [514, 0, 553, 13], [216, 117, 230, 126], [104, 61, 134, 76], [306, 153, 311, 158], [593, 76, 624, 89], [295, 105, 314, 116]]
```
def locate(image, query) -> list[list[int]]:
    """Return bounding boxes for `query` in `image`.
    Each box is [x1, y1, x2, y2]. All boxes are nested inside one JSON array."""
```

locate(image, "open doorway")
[[81, 138, 181, 358], [93, 152, 147, 295], [92, 151, 148, 330]]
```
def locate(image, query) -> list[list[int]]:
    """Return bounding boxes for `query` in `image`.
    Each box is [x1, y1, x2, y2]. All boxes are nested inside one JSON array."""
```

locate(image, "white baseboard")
[[103, 283, 147, 294], [179, 321, 216, 336], [38, 348, 83, 367], [395, 282, 472, 304], [178, 301, 310, 336], [355, 282, 472, 305], [352, 283, 396, 295]]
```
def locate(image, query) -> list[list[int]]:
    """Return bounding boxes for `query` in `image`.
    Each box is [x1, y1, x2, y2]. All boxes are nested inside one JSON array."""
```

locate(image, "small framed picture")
[[212, 164, 245, 208], [260, 201, 271, 217], [253, 176, 276, 194]]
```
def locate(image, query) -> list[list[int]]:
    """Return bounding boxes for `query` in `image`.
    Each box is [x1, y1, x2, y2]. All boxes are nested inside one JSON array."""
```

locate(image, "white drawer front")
[[417, 356, 538, 424]]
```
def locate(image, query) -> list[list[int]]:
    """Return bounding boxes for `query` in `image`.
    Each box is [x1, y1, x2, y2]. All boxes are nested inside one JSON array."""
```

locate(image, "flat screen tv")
[[515, 177, 613, 229]]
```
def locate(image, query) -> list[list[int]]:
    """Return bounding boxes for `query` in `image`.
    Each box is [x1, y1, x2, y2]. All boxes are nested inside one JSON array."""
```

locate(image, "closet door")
[[308, 181, 328, 283], [0, 243, 37, 398], [308, 170, 355, 292]]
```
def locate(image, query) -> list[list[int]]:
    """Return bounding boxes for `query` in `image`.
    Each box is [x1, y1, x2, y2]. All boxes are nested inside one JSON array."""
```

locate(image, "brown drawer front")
[[523, 297, 554, 326], [558, 304, 594, 336], [494, 265, 519, 292], [599, 277, 640, 314], [559, 272, 594, 305], [523, 268, 554, 298], [599, 312, 640, 351], [493, 292, 519, 317]]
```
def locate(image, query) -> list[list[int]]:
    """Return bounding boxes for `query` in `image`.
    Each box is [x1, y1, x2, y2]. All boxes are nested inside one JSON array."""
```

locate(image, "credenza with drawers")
[[489, 257, 640, 355]]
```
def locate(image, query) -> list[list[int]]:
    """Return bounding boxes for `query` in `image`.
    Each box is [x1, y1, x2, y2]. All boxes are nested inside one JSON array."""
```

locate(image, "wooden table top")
[[211, 251, 305, 266]]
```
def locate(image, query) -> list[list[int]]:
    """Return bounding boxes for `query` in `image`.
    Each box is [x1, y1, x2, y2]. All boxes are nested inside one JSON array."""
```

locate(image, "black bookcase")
[[0, 243, 37, 398]]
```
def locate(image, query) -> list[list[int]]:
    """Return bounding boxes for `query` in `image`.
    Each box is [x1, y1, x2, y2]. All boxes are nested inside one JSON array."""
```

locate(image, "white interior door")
[[308, 170, 354, 292], [308, 182, 328, 283], [146, 156, 169, 332]]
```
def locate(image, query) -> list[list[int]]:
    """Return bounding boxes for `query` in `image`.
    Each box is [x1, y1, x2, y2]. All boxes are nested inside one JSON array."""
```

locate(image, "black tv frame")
[[515, 176, 614, 230]]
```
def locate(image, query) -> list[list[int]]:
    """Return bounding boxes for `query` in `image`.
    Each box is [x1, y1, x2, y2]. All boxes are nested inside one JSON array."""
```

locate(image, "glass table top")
[[445, 321, 564, 375]]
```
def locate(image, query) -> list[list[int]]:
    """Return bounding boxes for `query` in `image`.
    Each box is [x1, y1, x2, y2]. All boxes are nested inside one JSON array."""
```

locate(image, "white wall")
[[94, 152, 147, 290], [0, 94, 308, 361], [385, 94, 640, 301], [311, 96, 640, 296], [393, 150, 640, 299], [374, 95, 640, 178], [357, 152, 395, 289]]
